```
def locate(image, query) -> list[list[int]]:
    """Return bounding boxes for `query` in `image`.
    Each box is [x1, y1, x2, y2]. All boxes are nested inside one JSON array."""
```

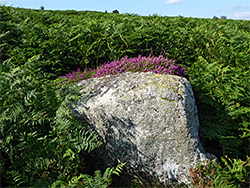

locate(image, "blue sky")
[[2, 0, 250, 20]]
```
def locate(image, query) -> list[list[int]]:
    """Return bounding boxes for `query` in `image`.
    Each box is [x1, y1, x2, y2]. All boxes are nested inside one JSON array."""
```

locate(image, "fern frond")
[[7, 170, 29, 187], [64, 164, 125, 188]]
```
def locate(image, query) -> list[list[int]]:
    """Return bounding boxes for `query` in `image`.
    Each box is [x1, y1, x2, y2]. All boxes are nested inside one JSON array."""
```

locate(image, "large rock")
[[73, 72, 214, 185]]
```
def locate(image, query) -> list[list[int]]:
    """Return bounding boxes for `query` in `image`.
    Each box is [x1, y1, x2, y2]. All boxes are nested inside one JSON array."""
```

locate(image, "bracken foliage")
[[0, 56, 122, 187], [190, 156, 250, 188]]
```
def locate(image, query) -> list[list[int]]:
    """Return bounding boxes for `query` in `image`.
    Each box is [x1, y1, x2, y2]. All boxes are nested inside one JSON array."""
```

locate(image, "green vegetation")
[[1, 5, 249, 187]]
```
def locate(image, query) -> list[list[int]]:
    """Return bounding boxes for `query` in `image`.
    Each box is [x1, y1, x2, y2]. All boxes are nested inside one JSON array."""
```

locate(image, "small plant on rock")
[[190, 156, 250, 188]]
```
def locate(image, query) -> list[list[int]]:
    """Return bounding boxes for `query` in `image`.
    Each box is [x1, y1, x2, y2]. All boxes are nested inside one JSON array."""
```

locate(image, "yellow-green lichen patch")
[[126, 73, 187, 103]]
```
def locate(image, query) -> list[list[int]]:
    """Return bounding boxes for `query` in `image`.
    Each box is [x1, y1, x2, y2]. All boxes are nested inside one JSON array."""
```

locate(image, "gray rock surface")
[[72, 72, 214, 185]]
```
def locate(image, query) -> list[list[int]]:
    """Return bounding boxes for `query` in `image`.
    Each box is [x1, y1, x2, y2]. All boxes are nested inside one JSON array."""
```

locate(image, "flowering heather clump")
[[92, 55, 186, 78], [61, 68, 93, 82], [61, 55, 186, 82]]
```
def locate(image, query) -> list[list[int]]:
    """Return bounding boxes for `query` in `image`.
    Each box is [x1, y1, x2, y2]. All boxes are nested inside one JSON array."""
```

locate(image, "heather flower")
[[61, 68, 92, 82], [61, 55, 186, 83]]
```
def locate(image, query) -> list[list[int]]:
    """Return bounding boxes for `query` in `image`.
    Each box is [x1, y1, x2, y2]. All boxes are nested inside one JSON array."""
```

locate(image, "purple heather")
[[61, 55, 186, 82]]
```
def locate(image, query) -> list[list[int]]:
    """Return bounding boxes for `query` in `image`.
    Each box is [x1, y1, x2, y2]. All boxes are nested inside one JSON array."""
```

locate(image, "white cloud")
[[232, 11, 250, 20], [231, 4, 244, 9], [165, 0, 181, 5], [232, 4, 250, 10], [213, 8, 222, 13]]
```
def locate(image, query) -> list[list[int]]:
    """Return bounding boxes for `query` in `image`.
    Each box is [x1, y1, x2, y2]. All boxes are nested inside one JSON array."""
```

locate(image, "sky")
[[2, 0, 250, 20]]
